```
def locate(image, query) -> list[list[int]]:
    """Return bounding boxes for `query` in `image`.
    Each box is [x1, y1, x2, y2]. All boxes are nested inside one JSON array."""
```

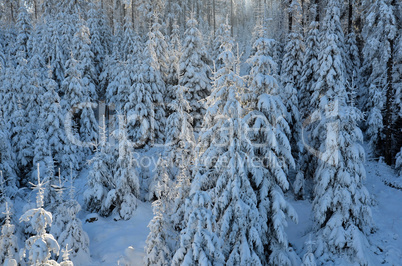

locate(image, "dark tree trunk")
[[348, 0, 353, 33], [315, 0, 320, 22], [288, 0, 293, 32], [384, 36, 394, 165]]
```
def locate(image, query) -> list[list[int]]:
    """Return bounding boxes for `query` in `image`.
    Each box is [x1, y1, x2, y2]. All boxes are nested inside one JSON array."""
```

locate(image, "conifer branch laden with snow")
[[144, 158, 174, 265], [20, 164, 60, 265], [311, 0, 373, 263], [0, 202, 18, 265]]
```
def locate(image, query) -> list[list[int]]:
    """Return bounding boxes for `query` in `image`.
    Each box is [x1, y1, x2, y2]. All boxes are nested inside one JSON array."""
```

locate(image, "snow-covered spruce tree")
[[301, 235, 317, 266], [121, 17, 142, 63], [244, 35, 298, 265], [179, 16, 211, 130], [212, 18, 234, 71], [111, 20, 124, 62], [40, 72, 76, 175], [29, 32, 48, 81], [25, 65, 45, 137], [308, 0, 346, 165], [31, 129, 53, 191], [62, 54, 98, 159], [313, 101, 373, 264], [61, 55, 85, 172], [84, 117, 115, 216], [0, 203, 18, 265], [361, 0, 397, 155], [164, 85, 196, 177], [106, 57, 134, 113], [104, 122, 139, 220], [10, 102, 34, 185], [296, 20, 321, 199], [125, 44, 166, 146], [0, 113, 17, 192], [248, 15, 265, 61], [0, 64, 19, 120], [144, 159, 174, 265], [183, 32, 263, 265], [311, 0, 373, 263], [78, 103, 98, 154], [46, 18, 67, 87], [280, 0, 304, 161], [20, 167, 60, 265], [162, 83, 194, 225], [166, 20, 181, 94], [169, 160, 192, 242], [52, 9, 81, 87], [73, 24, 97, 102], [50, 174, 69, 243], [57, 178, 90, 263], [15, 6, 32, 59], [148, 13, 169, 83], [88, 1, 106, 98], [344, 31, 361, 97], [299, 20, 320, 120], [171, 190, 224, 265], [98, 9, 112, 57], [148, 156, 173, 202], [59, 245, 74, 266], [100, 54, 118, 103]]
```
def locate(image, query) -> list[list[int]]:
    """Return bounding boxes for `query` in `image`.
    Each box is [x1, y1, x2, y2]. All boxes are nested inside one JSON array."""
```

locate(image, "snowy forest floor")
[[14, 146, 402, 265]]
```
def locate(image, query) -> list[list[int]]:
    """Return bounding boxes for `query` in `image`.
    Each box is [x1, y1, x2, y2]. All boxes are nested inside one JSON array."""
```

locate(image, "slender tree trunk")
[[213, 0, 216, 34], [301, 0, 305, 30], [33, 0, 38, 20], [132, 0, 135, 27], [10, 2, 14, 23], [384, 37, 394, 165], [231, 0, 234, 36], [208, 0, 211, 26], [348, 0, 353, 33], [384, 0, 396, 164], [288, 4, 293, 32]]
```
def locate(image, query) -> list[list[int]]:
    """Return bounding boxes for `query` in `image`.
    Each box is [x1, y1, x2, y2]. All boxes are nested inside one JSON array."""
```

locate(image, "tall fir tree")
[[296, 20, 321, 199], [104, 121, 140, 220], [245, 34, 298, 265], [126, 44, 166, 146], [84, 117, 115, 216], [361, 0, 398, 161], [144, 159, 174, 265], [148, 13, 169, 83], [166, 20, 181, 94], [0, 203, 18, 265], [281, 0, 304, 161], [182, 26, 263, 265], [15, 6, 32, 59], [179, 16, 211, 130], [0, 113, 17, 192], [164, 85, 195, 178], [56, 177, 90, 263], [311, 0, 373, 263], [20, 167, 60, 265], [73, 24, 97, 102]]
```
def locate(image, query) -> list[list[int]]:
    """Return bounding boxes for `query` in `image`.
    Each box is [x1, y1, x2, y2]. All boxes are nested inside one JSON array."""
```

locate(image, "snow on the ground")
[[82, 201, 153, 266], [365, 160, 402, 264]]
